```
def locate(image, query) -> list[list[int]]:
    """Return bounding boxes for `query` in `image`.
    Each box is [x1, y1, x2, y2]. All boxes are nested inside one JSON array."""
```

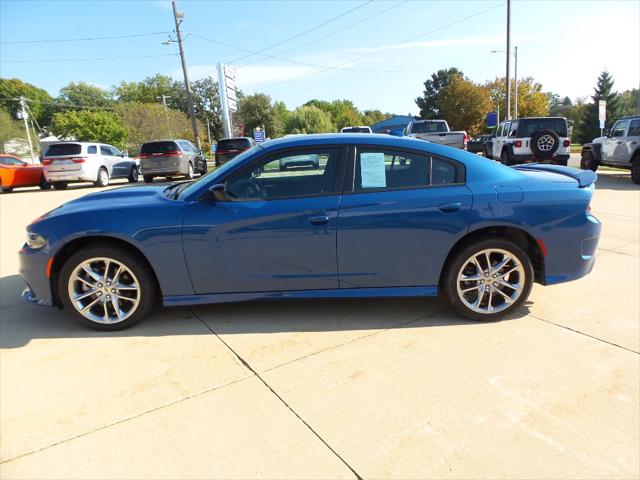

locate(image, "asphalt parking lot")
[[1, 160, 638, 479]]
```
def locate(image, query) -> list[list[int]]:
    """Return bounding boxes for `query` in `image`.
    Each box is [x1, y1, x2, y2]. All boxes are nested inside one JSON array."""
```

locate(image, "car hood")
[[37, 185, 170, 221]]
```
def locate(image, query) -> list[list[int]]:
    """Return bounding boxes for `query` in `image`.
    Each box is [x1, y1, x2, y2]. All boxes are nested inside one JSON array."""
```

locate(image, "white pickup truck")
[[405, 119, 468, 149]]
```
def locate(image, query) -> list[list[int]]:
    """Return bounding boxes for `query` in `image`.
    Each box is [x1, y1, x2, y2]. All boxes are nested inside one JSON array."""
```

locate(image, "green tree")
[[361, 109, 391, 127], [235, 93, 278, 137], [285, 105, 334, 134], [58, 82, 113, 108], [112, 74, 182, 106], [0, 109, 25, 153], [191, 77, 223, 140], [415, 68, 464, 119], [439, 76, 491, 136], [620, 88, 639, 116], [115, 102, 200, 154], [51, 110, 127, 148], [484, 76, 548, 119], [0, 78, 54, 127], [272, 101, 289, 138], [577, 71, 622, 143]]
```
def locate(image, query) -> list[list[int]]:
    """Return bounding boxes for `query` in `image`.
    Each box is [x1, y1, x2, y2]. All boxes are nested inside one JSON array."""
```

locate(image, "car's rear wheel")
[[143, 175, 154, 183], [185, 162, 193, 180], [95, 168, 109, 187], [128, 166, 139, 183], [0, 182, 13, 193], [58, 245, 157, 330], [53, 182, 68, 190], [632, 155, 640, 185], [580, 151, 598, 172], [443, 239, 533, 321], [500, 149, 515, 166], [39, 175, 51, 190]]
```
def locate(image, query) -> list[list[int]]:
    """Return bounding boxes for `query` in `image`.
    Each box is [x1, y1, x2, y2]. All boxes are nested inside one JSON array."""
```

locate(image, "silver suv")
[[139, 139, 207, 183], [43, 142, 138, 190]]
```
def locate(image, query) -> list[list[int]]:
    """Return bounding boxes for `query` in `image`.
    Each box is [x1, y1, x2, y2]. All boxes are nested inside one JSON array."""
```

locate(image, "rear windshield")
[[410, 122, 447, 133], [45, 144, 82, 156], [141, 141, 179, 154], [341, 127, 371, 133], [518, 118, 567, 137], [218, 139, 251, 150]]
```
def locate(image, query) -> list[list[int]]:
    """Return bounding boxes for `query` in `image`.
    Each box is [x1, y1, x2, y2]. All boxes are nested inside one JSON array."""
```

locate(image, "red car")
[[0, 154, 50, 193]]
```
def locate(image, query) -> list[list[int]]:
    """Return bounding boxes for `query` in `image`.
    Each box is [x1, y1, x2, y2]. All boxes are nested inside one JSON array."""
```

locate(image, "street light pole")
[[513, 46, 518, 119], [505, 0, 511, 120], [171, 0, 201, 149], [19, 97, 35, 161]]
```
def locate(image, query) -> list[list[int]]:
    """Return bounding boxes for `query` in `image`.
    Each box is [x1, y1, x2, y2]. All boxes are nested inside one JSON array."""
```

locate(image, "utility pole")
[[172, 0, 201, 149], [156, 94, 171, 111], [513, 46, 518, 119], [206, 120, 212, 146], [19, 97, 35, 160], [505, 0, 511, 120]]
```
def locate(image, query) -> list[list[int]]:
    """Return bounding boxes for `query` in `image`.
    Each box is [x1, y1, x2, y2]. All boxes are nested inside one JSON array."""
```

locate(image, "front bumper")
[[19, 247, 54, 307]]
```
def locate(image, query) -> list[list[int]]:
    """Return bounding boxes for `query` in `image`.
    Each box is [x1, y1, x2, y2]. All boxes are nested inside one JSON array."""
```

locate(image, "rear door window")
[[87, 145, 97, 154], [141, 141, 179, 155], [45, 144, 82, 156], [628, 119, 640, 137]]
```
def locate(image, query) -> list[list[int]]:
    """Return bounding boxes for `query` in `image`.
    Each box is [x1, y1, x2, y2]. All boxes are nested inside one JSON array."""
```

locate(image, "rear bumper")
[[542, 213, 602, 285], [512, 153, 570, 163], [44, 170, 96, 183]]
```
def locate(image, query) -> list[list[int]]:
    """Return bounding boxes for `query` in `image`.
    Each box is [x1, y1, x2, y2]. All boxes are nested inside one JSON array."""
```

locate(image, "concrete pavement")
[[1, 172, 638, 479]]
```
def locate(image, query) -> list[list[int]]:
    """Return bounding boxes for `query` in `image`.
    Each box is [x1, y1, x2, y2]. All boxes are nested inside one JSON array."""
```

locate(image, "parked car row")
[[0, 138, 208, 193]]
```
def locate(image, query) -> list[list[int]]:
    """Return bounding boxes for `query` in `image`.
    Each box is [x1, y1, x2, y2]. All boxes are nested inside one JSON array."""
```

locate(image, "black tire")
[[53, 182, 68, 190], [553, 158, 568, 166], [530, 129, 560, 159], [185, 162, 194, 180], [128, 166, 139, 183], [1, 185, 13, 193], [443, 238, 534, 321], [199, 163, 207, 176], [39, 175, 51, 190], [580, 150, 598, 172], [57, 244, 158, 331], [143, 175, 154, 184], [501, 149, 516, 166], [95, 167, 109, 187], [632, 155, 640, 185]]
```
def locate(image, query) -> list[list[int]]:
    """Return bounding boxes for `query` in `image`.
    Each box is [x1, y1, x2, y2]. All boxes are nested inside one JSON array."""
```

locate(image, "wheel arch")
[[50, 235, 162, 307], [581, 143, 602, 161], [439, 225, 545, 288]]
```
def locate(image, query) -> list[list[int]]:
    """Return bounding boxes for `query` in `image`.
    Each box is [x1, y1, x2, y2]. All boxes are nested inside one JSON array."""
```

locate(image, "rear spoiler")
[[513, 163, 597, 187]]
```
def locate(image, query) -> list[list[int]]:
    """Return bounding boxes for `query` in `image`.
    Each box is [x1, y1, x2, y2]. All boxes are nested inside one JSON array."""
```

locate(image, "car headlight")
[[26, 231, 47, 250]]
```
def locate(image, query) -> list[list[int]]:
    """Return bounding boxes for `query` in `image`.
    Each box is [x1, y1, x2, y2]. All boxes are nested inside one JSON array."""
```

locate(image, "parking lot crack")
[[192, 309, 363, 480]]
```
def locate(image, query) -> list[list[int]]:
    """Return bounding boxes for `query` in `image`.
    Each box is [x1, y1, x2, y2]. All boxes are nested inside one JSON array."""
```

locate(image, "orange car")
[[0, 154, 50, 193]]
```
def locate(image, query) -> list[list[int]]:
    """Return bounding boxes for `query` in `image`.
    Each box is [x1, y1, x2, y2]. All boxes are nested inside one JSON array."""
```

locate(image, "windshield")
[[410, 122, 447, 133], [141, 141, 178, 155], [217, 139, 251, 151], [0, 155, 25, 165], [178, 145, 261, 200], [45, 144, 82, 156], [518, 118, 567, 137]]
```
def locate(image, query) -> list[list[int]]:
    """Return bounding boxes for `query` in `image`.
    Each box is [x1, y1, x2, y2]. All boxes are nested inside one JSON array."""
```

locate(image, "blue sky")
[[1, 0, 638, 115]]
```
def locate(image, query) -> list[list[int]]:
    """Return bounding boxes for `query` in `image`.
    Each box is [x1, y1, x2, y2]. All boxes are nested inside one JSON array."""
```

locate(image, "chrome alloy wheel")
[[67, 257, 141, 324], [456, 248, 525, 314], [536, 134, 555, 152]]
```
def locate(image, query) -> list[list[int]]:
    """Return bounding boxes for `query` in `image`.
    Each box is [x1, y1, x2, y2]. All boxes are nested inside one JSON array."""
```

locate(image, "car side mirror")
[[208, 183, 227, 202]]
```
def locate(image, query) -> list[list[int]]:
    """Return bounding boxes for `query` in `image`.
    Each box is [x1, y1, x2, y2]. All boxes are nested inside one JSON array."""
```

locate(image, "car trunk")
[[43, 144, 86, 172], [140, 142, 182, 171]]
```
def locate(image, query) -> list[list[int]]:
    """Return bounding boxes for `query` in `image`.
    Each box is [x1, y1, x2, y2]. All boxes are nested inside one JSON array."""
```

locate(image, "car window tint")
[[226, 148, 341, 200], [431, 158, 459, 185], [509, 122, 518, 136], [87, 145, 97, 154], [410, 122, 447, 134], [611, 120, 629, 137], [628, 119, 640, 137], [218, 139, 251, 151], [0, 156, 24, 165], [110, 146, 122, 156], [355, 149, 431, 191], [519, 118, 568, 137], [141, 141, 179, 154], [100, 146, 111, 156], [45, 144, 81, 156]]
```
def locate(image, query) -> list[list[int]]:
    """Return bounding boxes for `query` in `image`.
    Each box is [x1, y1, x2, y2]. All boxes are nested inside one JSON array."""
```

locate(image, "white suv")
[[43, 142, 139, 190], [490, 117, 571, 166]]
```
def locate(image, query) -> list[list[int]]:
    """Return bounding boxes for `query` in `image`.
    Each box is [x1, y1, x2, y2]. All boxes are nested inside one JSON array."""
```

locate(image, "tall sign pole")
[[19, 97, 35, 160], [505, 0, 511, 120], [513, 46, 518, 119], [217, 63, 232, 138], [172, 0, 201, 149]]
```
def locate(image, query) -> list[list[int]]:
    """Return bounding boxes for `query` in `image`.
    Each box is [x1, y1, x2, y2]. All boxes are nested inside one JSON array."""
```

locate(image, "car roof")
[[219, 137, 253, 141], [509, 117, 567, 121], [619, 115, 640, 120]]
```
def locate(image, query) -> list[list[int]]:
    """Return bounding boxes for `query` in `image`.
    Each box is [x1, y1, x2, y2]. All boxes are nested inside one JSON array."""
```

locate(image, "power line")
[[0, 53, 178, 63], [237, 0, 409, 69], [0, 31, 170, 44], [226, 0, 374, 64], [260, 1, 505, 91], [0, 97, 115, 111]]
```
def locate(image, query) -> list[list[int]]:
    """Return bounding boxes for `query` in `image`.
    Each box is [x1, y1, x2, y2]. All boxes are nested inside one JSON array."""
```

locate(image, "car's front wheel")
[[443, 239, 533, 321], [631, 155, 640, 185], [58, 245, 158, 330], [128, 166, 139, 183], [580, 151, 598, 172]]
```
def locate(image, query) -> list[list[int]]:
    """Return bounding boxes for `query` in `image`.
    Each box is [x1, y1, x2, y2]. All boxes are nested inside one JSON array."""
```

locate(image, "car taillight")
[[563, 139, 571, 147], [463, 134, 470, 144], [43, 158, 53, 165], [139, 153, 150, 158], [166, 150, 182, 157], [72, 157, 87, 163], [514, 140, 522, 148]]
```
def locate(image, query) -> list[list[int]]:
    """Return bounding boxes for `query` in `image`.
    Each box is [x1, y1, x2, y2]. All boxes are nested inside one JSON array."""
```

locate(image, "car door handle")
[[308, 215, 329, 225], [616, 141, 623, 144], [438, 202, 461, 213]]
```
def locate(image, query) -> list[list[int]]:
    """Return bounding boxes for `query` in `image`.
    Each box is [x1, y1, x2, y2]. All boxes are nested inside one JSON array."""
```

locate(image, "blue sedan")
[[19, 134, 601, 330]]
